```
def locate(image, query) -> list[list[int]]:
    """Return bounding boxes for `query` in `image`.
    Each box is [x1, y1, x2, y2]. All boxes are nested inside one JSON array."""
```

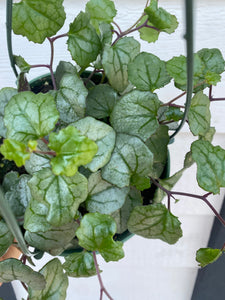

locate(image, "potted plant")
[[0, 0, 225, 299]]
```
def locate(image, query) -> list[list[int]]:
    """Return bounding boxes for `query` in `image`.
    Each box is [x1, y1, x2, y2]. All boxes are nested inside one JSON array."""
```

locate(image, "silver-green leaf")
[[102, 133, 154, 188], [110, 90, 160, 141], [188, 91, 211, 136], [68, 12, 101, 68], [56, 72, 88, 123], [63, 251, 97, 278], [0, 258, 45, 290], [0, 88, 18, 138], [86, 172, 129, 214], [128, 52, 171, 91], [0, 220, 14, 257], [12, 0, 66, 43], [191, 140, 225, 194], [28, 258, 68, 300], [4, 91, 59, 143], [28, 168, 88, 226], [128, 203, 183, 244], [102, 37, 140, 92], [73, 117, 116, 172]]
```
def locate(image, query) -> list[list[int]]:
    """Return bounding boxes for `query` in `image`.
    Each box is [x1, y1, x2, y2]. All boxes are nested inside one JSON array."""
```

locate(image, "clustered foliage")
[[0, 0, 225, 299]]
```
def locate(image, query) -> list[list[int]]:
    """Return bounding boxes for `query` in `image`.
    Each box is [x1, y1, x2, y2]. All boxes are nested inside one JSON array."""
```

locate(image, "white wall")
[[1, 1, 225, 299]]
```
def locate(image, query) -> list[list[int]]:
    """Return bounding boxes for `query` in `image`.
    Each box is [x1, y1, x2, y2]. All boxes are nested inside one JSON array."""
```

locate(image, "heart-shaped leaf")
[[28, 168, 88, 226], [188, 91, 211, 136], [102, 133, 154, 187], [85, 84, 118, 119], [76, 212, 124, 262], [128, 203, 183, 244], [4, 91, 59, 143], [110, 90, 160, 141], [12, 0, 66, 43], [86, 171, 129, 214], [28, 259, 68, 300], [68, 12, 101, 68], [102, 37, 140, 92], [56, 72, 88, 123], [0, 259, 45, 290], [2, 172, 31, 222], [86, 0, 117, 24], [63, 251, 97, 277], [128, 52, 171, 91], [191, 140, 225, 194]]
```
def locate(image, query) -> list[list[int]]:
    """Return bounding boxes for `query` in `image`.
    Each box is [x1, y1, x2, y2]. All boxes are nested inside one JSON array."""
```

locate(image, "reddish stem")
[[92, 251, 113, 300]]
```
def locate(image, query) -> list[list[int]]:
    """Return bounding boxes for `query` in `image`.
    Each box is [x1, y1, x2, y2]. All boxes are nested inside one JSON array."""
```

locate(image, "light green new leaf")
[[4, 91, 59, 143], [86, 172, 129, 214], [86, 84, 118, 119], [0, 88, 17, 138], [196, 248, 223, 267], [145, 0, 178, 33], [111, 90, 160, 141], [68, 12, 101, 68], [14, 55, 30, 73], [188, 91, 211, 136], [56, 72, 88, 123], [128, 203, 182, 244], [12, 0, 66, 43], [191, 140, 225, 194], [128, 52, 171, 91], [102, 133, 154, 188], [112, 187, 142, 234], [28, 168, 88, 226], [0, 220, 14, 257], [86, 0, 117, 24], [0, 258, 45, 290], [137, 15, 160, 43], [25, 221, 78, 255], [76, 212, 124, 262], [102, 37, 140, 92], [28, 258, 68, 300], [2, 172, 31, 221], [63, 251, 97, 277], [49, 126, 98, 176], [0, 139, 30, 167], [73, 117, 116, 171], [145, 125, 169, 178]]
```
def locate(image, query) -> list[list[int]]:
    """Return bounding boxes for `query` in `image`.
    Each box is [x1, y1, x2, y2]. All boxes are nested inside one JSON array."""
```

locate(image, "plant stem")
[[47, 37, 57, 90], [51, 33, 68, 43], [30, 64, 51, 70], [151, 178, 225, 227], [33, 150, 56, 157], [92, 251, 113, 300], [162, 91, 187, 106]]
